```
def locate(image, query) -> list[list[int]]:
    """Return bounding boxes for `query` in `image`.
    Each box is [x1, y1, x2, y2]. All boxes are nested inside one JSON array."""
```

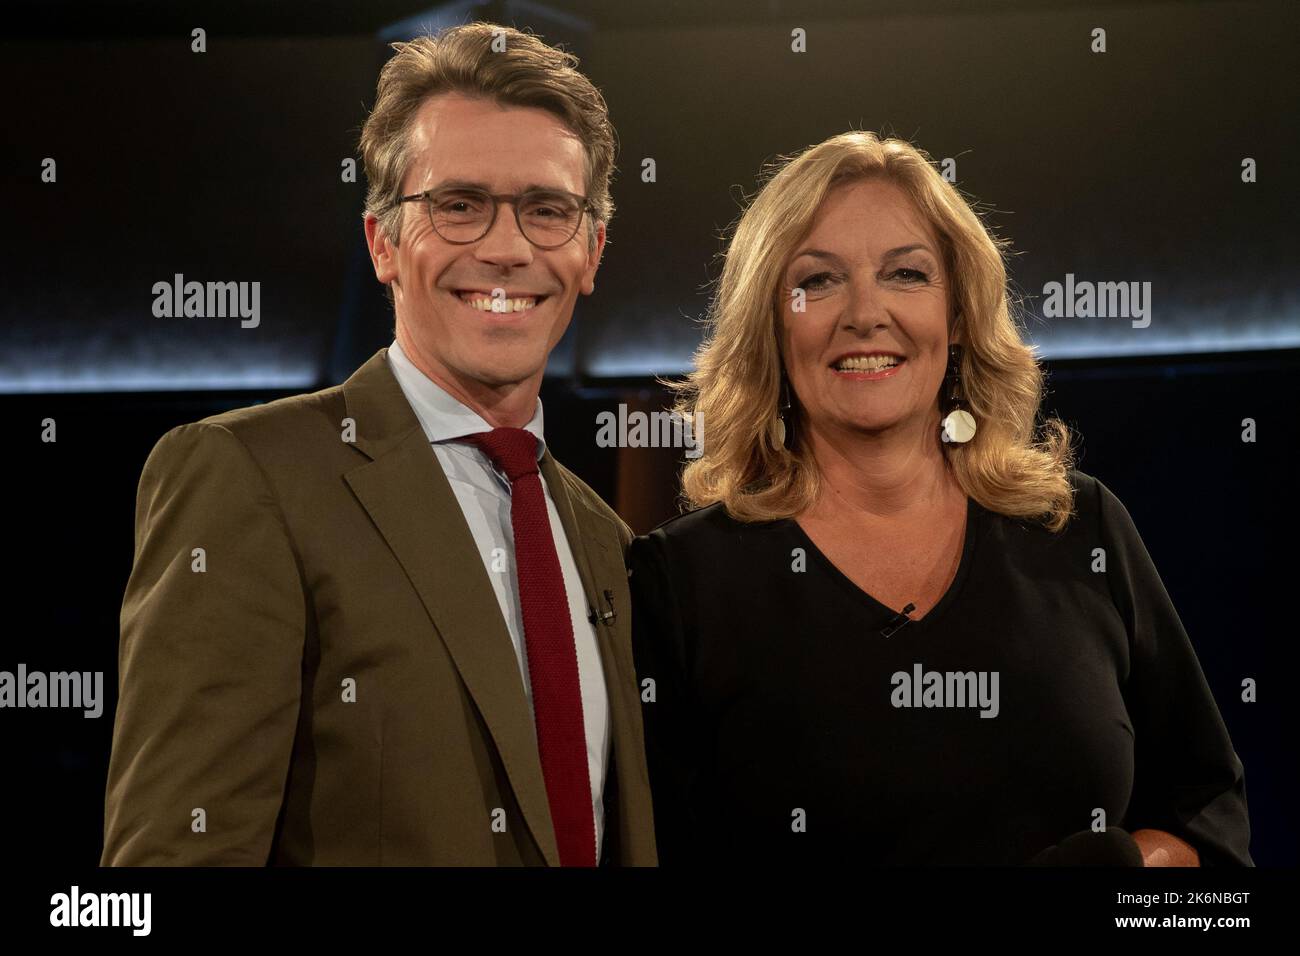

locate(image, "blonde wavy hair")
[[672, 131, 1078, 532]]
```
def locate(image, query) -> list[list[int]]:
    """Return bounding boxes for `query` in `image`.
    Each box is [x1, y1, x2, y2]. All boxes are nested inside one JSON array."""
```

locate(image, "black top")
[[627, 469, 1251, 865]]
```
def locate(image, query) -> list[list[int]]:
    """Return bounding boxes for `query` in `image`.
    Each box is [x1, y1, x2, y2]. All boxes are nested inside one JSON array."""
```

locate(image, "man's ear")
[[580, 219, 607, 295], [364, 213, 400, 285]]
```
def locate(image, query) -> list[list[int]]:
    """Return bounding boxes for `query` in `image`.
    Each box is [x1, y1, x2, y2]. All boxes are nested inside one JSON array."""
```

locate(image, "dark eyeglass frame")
[[396, 186, 595, 249]]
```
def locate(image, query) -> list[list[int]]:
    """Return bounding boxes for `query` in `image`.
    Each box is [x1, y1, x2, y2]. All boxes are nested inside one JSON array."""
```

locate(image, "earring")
[[775, 376, 793, 447], [940, 344, 977, 444]]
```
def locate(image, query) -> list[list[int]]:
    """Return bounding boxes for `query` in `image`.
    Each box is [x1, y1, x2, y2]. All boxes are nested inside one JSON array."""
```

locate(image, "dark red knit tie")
[[459, 427, 596, 867]]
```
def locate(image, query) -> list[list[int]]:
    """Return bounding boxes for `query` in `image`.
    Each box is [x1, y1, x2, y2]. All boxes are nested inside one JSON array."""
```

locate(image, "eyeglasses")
[[397, 186, 594, 249]]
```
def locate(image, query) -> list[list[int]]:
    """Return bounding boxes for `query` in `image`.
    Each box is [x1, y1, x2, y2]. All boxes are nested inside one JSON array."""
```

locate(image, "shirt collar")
[[386, 337, 546, 460]]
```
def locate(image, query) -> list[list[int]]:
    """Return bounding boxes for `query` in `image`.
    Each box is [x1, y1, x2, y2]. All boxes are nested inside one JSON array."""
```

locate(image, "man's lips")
[[450, 288, 551, 313]]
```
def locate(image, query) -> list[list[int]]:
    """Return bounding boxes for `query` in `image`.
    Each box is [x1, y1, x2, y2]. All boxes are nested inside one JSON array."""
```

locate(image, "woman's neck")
[[803, 415, 959, 520]]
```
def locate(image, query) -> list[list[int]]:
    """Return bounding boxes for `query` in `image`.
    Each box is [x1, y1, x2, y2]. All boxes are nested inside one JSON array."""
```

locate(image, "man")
[[101, 22, 657, 866]]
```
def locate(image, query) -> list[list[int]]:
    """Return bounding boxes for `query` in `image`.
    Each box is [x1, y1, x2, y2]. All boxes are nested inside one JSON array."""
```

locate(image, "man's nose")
[[474, 201, 534, 268]]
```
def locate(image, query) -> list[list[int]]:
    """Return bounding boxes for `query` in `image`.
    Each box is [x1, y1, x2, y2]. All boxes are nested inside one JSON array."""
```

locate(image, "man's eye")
[[435, 193, 488, 213], [524, 197, 577, 219]]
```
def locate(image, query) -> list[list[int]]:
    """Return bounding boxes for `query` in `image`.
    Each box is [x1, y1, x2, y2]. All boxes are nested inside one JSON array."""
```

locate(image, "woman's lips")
[[831, 358, 906, 380]]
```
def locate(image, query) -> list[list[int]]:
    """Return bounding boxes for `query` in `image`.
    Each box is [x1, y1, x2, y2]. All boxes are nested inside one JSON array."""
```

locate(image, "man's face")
[[365, 92, 605, 400]]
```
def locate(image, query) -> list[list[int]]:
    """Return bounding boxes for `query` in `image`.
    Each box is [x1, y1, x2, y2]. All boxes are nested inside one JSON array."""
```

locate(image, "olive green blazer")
[[101, 347, 657, 866]]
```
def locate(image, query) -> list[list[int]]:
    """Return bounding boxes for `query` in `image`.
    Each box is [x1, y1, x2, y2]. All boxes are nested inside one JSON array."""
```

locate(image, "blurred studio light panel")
[[2, 0, 1293, 392]]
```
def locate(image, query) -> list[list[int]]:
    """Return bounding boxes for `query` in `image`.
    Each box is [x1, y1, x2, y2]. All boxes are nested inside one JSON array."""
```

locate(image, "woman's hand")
[[1131, 828, 1200, 866]]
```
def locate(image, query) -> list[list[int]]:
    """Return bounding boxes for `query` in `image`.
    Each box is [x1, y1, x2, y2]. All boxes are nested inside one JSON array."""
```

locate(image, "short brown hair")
[[358, 21, 616, 270]]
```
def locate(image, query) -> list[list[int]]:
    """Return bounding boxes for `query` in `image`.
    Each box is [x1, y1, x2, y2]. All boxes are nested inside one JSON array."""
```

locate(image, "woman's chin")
[[819, 411, 912, 435]]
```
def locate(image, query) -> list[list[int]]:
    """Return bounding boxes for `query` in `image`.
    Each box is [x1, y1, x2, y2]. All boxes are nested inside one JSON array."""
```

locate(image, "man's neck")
[[395, 330, 540, 428]]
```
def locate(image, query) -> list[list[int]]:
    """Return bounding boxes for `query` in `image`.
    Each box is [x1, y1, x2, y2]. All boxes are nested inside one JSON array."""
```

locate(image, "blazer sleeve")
[[1095, 476, 1253, 865], [101, 422, 306, 865], [627, 529, 700, 866]]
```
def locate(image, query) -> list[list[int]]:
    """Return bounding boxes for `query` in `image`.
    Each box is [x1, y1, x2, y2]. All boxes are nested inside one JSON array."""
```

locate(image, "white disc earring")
[[940, 345, 977, 444], [941, 408, 977, 443]]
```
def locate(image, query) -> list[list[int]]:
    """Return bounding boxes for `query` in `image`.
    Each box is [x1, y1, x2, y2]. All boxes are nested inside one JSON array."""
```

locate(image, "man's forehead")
[[405, 93, 587, 193], [410, 171, 579, 194]]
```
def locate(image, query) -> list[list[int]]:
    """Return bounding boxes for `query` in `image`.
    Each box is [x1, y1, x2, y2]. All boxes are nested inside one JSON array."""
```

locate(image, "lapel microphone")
[[598, 589, 617, 626], [588, 590, 617, 627], [879, 602, 916, 638]]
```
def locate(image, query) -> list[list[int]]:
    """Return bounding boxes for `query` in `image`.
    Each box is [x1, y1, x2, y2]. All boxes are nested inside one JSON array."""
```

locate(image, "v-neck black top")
[[626, 469, 1252, 865]]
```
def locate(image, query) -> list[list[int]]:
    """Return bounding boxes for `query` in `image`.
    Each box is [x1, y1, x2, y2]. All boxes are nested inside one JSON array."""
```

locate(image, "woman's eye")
[[791, 269, 927, 295], [798, 272, 832, 290]]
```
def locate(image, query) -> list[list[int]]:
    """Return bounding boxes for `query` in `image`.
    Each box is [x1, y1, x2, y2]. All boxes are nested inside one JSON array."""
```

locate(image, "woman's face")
[[779, 177, 954, 444]]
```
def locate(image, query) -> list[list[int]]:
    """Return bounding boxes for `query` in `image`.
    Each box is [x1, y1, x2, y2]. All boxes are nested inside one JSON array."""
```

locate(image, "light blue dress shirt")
[[386, 338, 609, 860]]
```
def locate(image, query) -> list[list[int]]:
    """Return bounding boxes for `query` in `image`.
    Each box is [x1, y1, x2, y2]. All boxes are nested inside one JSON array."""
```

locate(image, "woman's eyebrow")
[[881, 243, 935, 260], [787, 249, 842, 269], [788, 243, 936, 268]]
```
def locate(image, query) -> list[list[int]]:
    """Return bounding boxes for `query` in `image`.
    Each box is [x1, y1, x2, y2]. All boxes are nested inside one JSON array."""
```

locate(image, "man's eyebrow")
[[428, 178, 573, 194], [787, 243, 937, 267]]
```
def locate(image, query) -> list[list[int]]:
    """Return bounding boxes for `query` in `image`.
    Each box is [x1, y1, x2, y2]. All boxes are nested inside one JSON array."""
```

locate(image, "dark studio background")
[[1, 0, 1296, 878]]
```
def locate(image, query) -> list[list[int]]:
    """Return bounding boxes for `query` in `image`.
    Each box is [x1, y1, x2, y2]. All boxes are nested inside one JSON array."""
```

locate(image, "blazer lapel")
[[539, 451, 613, 634], [340, 348, 561, 866]]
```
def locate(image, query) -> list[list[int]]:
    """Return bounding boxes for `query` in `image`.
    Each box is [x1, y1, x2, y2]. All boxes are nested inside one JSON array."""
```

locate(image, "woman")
[[628, 131, 1251, 866]]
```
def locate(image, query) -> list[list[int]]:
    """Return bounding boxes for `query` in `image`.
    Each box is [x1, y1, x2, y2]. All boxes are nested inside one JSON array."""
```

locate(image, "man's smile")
[[452, 288, 551, 313]]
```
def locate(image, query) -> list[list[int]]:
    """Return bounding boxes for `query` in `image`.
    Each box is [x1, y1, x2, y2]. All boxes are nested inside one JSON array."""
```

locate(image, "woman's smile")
[[830, 352, 908, 381]]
